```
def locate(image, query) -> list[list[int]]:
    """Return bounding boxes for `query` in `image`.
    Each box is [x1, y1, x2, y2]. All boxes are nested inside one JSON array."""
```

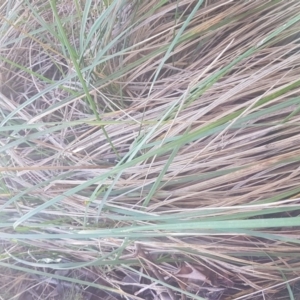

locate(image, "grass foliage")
[[1, 0, 300, 299]]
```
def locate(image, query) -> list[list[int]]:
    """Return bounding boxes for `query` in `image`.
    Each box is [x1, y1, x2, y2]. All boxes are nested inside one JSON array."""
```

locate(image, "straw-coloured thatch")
[[1, 0, 300, 299]]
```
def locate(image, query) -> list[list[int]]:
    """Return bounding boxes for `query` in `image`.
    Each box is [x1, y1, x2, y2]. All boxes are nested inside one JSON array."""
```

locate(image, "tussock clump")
[[1, 0, 300, 299]]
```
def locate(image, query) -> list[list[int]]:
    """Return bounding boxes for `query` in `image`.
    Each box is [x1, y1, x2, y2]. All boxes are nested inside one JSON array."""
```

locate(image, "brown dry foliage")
[[1, 0, 300, 299]]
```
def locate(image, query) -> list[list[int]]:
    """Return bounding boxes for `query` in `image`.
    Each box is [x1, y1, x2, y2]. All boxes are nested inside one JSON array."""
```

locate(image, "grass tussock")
[[1, 0, 300, 299]]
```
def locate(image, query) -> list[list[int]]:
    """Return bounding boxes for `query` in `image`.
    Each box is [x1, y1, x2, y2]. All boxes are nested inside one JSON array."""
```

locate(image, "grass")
[[1, 0, 300, 299]]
